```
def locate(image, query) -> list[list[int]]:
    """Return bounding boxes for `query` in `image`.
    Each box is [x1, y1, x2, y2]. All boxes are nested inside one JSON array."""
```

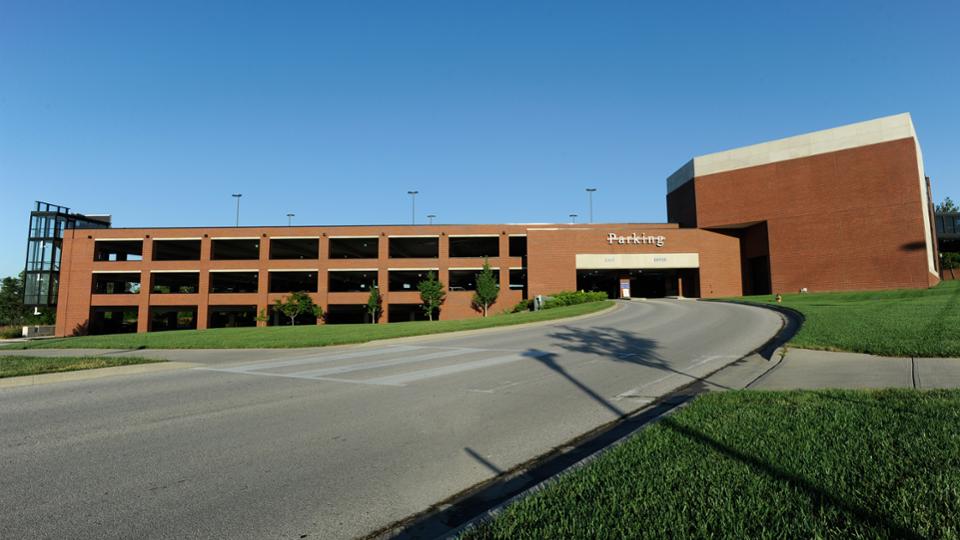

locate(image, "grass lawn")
[[721, 280, 960, 357], [0, 356, 165, 378], [463, 389, 960, 540], [2, 300, 613, 350]]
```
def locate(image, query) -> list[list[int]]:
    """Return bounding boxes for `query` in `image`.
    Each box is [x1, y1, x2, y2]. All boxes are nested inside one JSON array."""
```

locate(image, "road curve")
[[1, 299, 781, 539]]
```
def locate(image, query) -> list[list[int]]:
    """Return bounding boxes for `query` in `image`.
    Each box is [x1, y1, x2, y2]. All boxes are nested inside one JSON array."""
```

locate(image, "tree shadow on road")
[[522, 349, 626, 417], [544, 325, 736, 390]]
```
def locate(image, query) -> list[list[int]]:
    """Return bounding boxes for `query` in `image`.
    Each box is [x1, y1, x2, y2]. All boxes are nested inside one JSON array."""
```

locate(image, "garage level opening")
[[389, 237, 439, 258], [92, 273, 141, 294], [152, 240, 201, 261], [328, 270, 377, 292], [94, 240, 142, 262], [329, 237, 378, 259], [90, 306, 138, 334], [576, 269, 700, 298], [211, 239, 260, 260], [150, 272, 199, 294], [325, 304, 370, 324], [449, 236, 499, 258], [210, 272, 259, 294], [270, 238, 319, 260], [388, 303, 436, 322], [269, 271, 318, 293], [389, 269, 435, 292], [149, 307, 198, 331], [208, 306, 257, 328]]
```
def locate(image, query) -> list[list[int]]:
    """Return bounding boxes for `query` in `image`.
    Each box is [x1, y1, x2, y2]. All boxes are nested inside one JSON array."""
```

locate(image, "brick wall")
[[525, 226, 741, 298], [688, 138, 939, 293]]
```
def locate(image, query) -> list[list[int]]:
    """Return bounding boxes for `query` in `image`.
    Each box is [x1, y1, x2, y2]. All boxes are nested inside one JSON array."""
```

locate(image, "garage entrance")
[[574, 253, 702, 298], [577, 269, 700, 298]]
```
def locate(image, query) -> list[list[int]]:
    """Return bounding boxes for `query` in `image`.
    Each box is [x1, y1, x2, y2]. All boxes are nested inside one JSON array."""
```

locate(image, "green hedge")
[[542, 290, 608, 309]]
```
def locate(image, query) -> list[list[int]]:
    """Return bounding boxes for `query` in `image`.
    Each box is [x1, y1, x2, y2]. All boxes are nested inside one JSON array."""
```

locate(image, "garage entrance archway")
[[576, 268, 700, 298]]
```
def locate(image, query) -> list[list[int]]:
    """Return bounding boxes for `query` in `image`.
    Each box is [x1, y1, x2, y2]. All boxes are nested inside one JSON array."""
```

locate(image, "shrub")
[[942, 252, 960, 270], [542, 290, 608, 309], [0, 325, 22, 339], [511, 299, 532, 313]]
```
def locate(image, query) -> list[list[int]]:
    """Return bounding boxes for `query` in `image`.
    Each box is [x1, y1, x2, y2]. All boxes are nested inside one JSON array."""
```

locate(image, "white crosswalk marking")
[[196, 345, 539, 387], [361, 350, 552, 386], [209, 346, 425, 373], [288, 348, 485, 378]]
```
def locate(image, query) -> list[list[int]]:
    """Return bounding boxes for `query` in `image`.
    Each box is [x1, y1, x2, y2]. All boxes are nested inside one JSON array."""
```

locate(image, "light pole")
[[427, 214, 436, 225], [232, 193, 242, 227], [287, 213, 295, 226], [407, 190, 418, 225], [569, 213, 578, 224], [586, 188, 597, 223]]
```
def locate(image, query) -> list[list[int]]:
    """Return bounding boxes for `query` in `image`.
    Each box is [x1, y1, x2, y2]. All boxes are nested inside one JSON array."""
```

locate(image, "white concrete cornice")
[[666, 113, 918, 193]]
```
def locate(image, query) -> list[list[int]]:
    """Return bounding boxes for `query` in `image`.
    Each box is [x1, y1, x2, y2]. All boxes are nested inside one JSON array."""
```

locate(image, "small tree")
[[274, 291, 322, 326], [417, 271, 445, 321], [472, 258, 499, 317], [365, 284, 381, 324], [0, 274, 28, 326], [936, 197, 958, 213]]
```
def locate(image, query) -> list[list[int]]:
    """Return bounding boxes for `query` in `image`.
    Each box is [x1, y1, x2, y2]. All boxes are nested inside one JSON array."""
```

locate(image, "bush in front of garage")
[[542, 290, 608, 309]]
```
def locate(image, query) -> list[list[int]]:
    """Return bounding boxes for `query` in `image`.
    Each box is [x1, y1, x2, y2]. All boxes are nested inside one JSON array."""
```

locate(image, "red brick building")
[[54, 113, 940, 336]]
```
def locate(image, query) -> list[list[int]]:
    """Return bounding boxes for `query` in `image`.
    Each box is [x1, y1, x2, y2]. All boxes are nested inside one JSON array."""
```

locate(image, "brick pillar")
[[257, 235, 269, 327], [438, 232, 449, 321], [197, 235, 211, 330], [499, 232, 510, 299], [378, 233, 389, 323], [136, 236, 153, 333], [317, 235, 328, 325]]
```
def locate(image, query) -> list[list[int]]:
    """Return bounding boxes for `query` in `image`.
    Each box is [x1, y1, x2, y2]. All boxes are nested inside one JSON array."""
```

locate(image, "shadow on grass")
[[660, 416, 923, 540]]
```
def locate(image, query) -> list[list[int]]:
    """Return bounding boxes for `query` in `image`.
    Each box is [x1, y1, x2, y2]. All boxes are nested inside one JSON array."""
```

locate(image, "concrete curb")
[[0, 361, 198, 389]]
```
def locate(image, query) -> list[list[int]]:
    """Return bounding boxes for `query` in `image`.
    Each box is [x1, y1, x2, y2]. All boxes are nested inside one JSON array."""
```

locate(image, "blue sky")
[[1, 1, 958, 277]]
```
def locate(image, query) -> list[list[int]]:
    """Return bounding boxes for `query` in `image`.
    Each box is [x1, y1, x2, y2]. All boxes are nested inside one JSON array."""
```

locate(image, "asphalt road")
[[1, 299, 781, 539]]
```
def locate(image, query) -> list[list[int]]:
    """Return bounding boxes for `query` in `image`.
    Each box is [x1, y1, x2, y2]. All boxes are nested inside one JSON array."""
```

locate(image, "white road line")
[[614, 354, 737, 399], [288, 348, 485, 378], [189, 369, 404, 386], [199, 346, 425, 373], [467, 381, 523, 394], [362, 351, 553, 386]]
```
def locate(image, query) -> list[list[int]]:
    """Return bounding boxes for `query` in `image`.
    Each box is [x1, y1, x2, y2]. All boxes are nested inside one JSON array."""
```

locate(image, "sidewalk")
[[750, 348, 960, 390]]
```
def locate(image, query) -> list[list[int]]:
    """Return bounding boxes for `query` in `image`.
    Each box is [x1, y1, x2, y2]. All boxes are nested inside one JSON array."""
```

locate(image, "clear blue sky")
[[1, 1, 958, 278]]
